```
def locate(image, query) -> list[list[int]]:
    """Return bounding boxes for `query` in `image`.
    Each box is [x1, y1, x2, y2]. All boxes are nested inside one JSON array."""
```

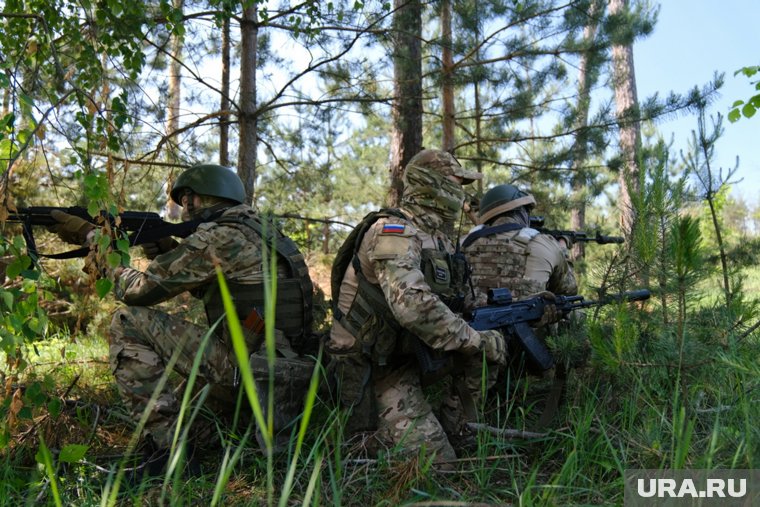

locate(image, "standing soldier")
[[327, 149, 506, 464], [47, 164, 315, 476]]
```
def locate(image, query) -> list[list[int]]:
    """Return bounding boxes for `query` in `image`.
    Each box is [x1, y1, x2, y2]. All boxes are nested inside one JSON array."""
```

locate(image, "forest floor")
[[0, 263, 758, 505]]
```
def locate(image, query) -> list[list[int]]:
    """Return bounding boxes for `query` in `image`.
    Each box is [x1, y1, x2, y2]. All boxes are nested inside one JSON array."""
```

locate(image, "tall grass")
[[1, 186, 759, 504]]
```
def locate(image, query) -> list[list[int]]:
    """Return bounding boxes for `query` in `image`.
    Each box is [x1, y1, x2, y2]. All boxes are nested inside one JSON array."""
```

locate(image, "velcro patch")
[[381, 224, 406, 234]]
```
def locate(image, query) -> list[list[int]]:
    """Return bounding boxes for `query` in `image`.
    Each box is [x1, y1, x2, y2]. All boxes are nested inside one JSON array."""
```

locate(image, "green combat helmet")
[[170, 164, 247, 205], [478, 184, 536, 224]]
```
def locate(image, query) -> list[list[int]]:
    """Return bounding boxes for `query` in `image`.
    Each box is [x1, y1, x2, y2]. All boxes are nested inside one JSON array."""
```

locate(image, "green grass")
[[1, 263, 758, 505]]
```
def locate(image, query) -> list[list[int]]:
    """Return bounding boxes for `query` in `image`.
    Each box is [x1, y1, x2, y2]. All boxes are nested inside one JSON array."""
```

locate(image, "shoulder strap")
[[331, 208, 406, 319], [461, 222, 524, 249]]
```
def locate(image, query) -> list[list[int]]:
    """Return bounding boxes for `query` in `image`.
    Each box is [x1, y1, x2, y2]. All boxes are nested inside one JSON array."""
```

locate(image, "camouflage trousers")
[[373, 363, 458, 463], [373, 353, 497, 464], [108, 306, 311, 450]]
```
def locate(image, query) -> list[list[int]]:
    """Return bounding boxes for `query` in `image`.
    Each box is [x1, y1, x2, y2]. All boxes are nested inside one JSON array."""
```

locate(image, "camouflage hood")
[[401, 149, 478, 233]]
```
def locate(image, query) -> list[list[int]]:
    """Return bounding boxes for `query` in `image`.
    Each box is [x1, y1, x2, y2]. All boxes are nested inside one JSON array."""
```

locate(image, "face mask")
[[402, 165, 465, 225]]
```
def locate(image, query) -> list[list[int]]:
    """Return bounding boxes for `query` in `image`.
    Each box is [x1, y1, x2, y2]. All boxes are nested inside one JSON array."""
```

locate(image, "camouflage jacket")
[[329, 209, 483, 357], [114, 204, 287, 306]]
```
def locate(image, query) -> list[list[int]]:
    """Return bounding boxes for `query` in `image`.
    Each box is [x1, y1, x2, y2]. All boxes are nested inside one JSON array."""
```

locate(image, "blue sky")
[[635, 0, 759, 205]]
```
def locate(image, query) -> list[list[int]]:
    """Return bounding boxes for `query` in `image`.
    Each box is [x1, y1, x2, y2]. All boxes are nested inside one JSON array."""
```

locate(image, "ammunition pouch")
[[420, 249, 468, 313], [203, 279, 306, 350], [327, 351, 377, 433], [249, 354, 317, 449], [336, 262, 402, 367]]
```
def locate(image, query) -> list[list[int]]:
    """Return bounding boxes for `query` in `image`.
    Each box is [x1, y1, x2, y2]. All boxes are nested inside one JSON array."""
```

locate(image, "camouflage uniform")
[[328, 150, 505, 463], [463, 214, 577, 306], [462, 188, 578, 418], [110, 204, 311, 449]]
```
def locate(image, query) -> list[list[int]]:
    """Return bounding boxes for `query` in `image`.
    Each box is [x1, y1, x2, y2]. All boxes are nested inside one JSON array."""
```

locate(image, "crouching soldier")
[[48, 164, 317, 476], [327, 149, 507, 465]]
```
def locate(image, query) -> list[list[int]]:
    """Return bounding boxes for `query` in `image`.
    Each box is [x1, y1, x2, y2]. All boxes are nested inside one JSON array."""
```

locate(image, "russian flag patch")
[[382, 224, 406, 234]]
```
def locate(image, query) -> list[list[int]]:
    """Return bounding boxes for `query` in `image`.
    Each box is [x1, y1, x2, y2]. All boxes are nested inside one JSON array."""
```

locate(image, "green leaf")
[[95, 278, 113, 298], [97, 233, 110, 251], [741, 103, 756, 118], [59, 444, 89, 463], [20, 269, 39, 280], [0, 112, 14, 130], [0, 138, 16, 158], [727, 109, 741, 123], [6, 258, 25, 279], [26, 317, 42, 334], [48, 398, 62, 419], [116, 238, 130, 252], [0, 291, 12, 310], [106, 251, 121, 267]]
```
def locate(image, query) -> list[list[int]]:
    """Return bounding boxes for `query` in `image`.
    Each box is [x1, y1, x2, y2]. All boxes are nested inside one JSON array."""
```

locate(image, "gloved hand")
[[479, 329, 507, 365], [531, 290, 561, 327], [47, 210, 95, 245], [141, 237, 178, 259]]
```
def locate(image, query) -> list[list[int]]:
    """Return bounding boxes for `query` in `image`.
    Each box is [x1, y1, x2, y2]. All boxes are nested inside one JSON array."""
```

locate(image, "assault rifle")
[[414, 287, 650, 384], [3, 206, 204, 260], [468, 287, 651, 371], [528, 216, 624, 245]]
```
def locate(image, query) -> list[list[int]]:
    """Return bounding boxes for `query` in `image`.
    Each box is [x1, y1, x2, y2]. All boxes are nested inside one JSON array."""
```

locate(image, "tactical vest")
[[332, 209, 468, 364], [463, 224, 546, 300], [202, 212, 315, 354]]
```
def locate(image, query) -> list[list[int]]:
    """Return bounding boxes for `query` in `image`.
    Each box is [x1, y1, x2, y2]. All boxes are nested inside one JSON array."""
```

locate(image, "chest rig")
[[462, 223, 545, 299], [201, 211, 314, 354], [332, 209, 469, 365]]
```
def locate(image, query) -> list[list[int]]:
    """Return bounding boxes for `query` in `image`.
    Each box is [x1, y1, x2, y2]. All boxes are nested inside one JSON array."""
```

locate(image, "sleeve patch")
[[381, 224, 406, 234], [372, 234, 411, 259]]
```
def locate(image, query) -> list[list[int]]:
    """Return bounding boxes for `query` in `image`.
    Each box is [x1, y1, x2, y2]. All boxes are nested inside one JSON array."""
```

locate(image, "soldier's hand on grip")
[[531, 290, 561, 327], [479, 329, 507, 365], [141, 237, 178, 260], [47, 210, 95, 245]]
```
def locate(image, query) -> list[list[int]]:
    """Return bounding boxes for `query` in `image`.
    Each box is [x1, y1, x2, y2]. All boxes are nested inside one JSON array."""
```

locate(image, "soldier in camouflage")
[[327, 149, 507, 464], [48, 164, 315, 472], [462, 183, 577, 307], [461, 184, 578, 428]]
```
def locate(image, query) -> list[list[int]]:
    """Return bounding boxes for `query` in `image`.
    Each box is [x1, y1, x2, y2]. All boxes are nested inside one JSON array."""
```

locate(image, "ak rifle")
[[468, 287, 651, 371], [4, 206, 204, 260], [529, 216, 624, 245]]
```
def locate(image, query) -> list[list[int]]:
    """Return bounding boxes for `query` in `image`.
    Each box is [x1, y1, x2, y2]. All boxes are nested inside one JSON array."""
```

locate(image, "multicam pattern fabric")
[[108, 204, 308, 449], [109, 306, 235, 448], [374, 364, 457, 462], [327, 150, 484, 462], [115, 205, 286, 305], [463, 215, 578, 308], [403, 154, 467, 230]]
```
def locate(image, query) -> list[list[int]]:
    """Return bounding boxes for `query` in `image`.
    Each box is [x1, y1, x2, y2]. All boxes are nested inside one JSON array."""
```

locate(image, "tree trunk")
[[388, 0, 422, 207], [220, 15, 231, 167], [165, 0, 184, 220], [441, 0, 455, 152], [570, 0, 602, 260], [609, 0, 641, 238], [238, 4, 258, 205]]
